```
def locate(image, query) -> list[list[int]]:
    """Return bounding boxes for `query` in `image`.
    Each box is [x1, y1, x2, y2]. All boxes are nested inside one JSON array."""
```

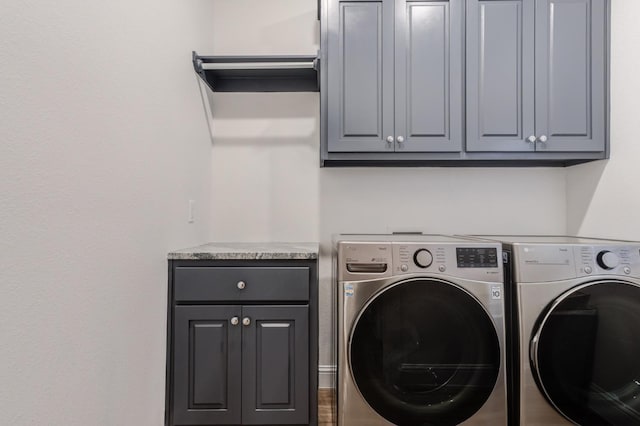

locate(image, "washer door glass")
[[350, 278, 501, 425], [532, 280, 640, 425]]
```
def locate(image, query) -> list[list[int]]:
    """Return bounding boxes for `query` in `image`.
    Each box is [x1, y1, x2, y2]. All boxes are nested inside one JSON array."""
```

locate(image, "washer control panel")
[[337, 240, 503, 282], [392, 243, 502, 282], [456, 247, 499, 268], [395, 244, 445, 273]]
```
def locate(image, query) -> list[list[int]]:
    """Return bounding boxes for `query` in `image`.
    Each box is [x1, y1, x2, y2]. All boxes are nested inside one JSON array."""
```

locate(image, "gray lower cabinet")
[[173, 306, 242, 425], [320, 0, 609, 166], [166, 261, 317, 426], [241, 306, 309, 425]]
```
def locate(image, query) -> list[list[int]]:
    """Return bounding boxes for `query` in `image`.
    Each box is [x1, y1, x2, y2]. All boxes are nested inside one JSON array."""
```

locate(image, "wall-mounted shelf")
[[193, 52, 320, 93]]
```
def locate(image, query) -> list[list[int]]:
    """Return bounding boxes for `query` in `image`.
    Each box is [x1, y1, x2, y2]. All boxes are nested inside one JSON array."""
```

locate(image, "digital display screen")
[[456, 247, 498, 268]]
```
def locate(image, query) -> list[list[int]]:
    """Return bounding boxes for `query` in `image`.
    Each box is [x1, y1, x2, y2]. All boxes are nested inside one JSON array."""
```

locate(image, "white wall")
[[567, 0, 640, 240], [0, 1, 214, 424], [208, 0, 568, 372]]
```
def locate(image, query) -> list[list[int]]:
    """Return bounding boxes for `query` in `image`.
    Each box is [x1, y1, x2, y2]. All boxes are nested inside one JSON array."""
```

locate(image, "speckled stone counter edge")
[[168, 242, 319, 260]]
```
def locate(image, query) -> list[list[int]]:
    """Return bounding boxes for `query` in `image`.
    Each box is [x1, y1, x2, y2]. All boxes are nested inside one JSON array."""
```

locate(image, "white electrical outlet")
[[188, 200, 195, 223]]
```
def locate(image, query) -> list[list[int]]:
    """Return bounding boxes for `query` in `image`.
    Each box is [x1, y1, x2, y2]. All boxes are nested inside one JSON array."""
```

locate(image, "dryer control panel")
[[513, 243, 640, 283], [574, 245, 640, 278]]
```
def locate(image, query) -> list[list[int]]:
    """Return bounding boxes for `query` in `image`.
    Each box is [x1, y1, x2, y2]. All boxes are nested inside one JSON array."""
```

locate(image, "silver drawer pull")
[[237, 281, 246, 290], [242, 317, 251, 326], [230, 317, 239, 326]]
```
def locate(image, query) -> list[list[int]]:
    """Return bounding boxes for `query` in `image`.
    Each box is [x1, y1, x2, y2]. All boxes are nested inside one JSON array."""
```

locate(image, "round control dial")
[[597, 251, 620, 270], [413, 249, 433, 268]]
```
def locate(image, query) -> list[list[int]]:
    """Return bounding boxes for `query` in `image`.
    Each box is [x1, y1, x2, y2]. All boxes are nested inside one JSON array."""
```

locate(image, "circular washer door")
[[531, 280, 640, 426], [350, 278, 501, 425]]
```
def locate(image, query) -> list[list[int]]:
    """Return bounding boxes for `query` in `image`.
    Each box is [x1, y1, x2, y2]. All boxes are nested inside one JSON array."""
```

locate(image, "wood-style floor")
[[318, 388, 334, 425]]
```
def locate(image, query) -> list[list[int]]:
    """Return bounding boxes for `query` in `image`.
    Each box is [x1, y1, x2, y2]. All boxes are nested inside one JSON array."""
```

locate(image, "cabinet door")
[[241, 305, 309, 425], [173, 306, 242, 425], [394, 0, 463, 152], [466, 0, 535, 152], [535, 0, 606, 152], [327, 0, 394, 152]]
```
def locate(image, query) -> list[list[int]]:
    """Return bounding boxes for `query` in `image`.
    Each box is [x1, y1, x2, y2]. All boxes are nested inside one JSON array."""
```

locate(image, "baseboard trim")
[[318, 364, 336, 389]]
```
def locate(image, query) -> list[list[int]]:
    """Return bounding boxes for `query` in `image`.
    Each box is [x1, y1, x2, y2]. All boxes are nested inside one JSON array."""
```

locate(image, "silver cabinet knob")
[[396, 136, 405, 143], [236, 281, 246, 290], [527, 135, 536, 143], [242, 317, 251, 326], [538, 135, 548, 143], [230, 316, 239, 326], [386, 136, 394, 143]]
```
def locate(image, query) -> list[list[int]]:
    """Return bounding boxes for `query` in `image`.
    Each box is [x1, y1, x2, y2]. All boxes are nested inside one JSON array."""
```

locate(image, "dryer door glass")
[[350, 278, 501, 425], [532, 280, 640, 426]]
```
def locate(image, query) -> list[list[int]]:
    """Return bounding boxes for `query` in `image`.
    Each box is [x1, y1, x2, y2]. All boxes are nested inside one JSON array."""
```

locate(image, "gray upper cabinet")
[[326, 0, 463, 153], [466, 0, 535, 152], [535, 0, 606, 152], [327, 1, 394, 152], [321, 0, 609, 165], [395, 0, 463, 152], [467, 0, 606, 154]]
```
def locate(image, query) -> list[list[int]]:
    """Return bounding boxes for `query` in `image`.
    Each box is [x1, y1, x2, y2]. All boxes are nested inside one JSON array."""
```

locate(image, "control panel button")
[[597, 251, 620, 270], [438, 265, 446, 273], [413, 249, 433, 268], [584, 266, 593, 274], [624, 266, 631, 275], [400, 264, 408, 272]]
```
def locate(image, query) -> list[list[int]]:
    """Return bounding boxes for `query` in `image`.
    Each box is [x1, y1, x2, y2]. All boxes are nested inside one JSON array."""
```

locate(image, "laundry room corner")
[[566, 0, 640, 240]]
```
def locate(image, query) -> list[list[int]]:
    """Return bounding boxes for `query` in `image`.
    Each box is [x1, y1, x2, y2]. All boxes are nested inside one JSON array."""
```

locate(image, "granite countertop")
[[168, 242, 319, 260]]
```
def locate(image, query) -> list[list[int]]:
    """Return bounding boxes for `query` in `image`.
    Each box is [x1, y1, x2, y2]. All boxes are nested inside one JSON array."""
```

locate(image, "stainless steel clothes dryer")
[[483, 236, 640, 426], [335, 235, 507, 425]]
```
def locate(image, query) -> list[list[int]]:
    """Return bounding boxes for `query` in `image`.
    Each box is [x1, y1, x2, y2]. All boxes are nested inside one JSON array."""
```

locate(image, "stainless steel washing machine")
[[335, 235, 507, 425], [480, 236, 640, 425]]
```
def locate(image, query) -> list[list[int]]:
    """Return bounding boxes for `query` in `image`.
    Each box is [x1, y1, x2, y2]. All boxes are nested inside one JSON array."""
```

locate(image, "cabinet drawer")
[[174, 267, 309, 302]]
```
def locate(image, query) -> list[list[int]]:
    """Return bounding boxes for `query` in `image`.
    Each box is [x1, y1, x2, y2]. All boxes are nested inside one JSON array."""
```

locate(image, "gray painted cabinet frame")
[[165, 260, 318, 426], [320, 0, 610, 166]]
